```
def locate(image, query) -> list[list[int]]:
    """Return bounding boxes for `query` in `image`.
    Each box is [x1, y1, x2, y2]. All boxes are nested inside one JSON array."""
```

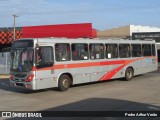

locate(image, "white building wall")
[[130, 25, 160, 36]]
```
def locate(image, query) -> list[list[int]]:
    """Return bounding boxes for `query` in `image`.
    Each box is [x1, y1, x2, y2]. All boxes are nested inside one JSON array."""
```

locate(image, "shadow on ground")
[[6, 98, 160, 120]]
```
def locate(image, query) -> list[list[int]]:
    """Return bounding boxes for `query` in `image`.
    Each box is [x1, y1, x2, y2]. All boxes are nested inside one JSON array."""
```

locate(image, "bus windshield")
[[11, 48, 34, 72]]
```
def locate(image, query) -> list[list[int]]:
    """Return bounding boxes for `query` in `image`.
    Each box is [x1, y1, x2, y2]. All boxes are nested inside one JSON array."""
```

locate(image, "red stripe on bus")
[[99, 58, 142, 81], [100, 65, 125, 81], [100, 60, 125, 66]]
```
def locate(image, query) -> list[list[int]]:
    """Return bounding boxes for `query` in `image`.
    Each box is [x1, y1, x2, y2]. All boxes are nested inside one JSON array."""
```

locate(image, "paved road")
[[0, 68, 160, 120]]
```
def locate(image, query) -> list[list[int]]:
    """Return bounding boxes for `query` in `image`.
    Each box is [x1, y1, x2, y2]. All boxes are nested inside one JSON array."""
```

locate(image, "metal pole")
[[6, 53, 7, 74], [13, 15, 18, 41]]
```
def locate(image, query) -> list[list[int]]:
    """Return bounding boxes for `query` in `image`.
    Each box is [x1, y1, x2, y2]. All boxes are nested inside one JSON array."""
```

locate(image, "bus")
[[9, 38, 158, 91]]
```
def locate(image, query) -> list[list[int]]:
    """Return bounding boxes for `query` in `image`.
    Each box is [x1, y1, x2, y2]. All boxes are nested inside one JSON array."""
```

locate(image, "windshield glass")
[[11, 49, 34, 72]]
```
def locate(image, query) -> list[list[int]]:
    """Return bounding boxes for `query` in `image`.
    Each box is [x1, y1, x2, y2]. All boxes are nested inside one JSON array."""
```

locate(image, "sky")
[[0, 0, 160, 30]]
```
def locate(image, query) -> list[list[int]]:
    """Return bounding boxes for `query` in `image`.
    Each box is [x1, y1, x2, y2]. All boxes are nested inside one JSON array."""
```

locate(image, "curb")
[[0, 75, 10, 79]]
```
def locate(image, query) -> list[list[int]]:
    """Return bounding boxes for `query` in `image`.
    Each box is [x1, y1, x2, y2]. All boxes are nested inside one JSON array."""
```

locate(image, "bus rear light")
[[25, 74, 34, 82], [10, 75, 14, 81]]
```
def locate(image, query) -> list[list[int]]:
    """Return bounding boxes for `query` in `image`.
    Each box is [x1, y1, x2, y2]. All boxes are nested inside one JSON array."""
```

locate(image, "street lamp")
[[13, 15, 18, 41]]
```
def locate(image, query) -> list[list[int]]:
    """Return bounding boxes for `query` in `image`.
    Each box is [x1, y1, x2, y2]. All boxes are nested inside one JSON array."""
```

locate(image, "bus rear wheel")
[[125, 67, 134, 81], [58, 74, 71, 91]]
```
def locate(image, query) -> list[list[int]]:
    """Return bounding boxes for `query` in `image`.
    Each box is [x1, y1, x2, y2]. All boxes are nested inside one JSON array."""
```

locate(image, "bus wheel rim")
[[127, 71, 132, 78], [62, 78, 69, 88]]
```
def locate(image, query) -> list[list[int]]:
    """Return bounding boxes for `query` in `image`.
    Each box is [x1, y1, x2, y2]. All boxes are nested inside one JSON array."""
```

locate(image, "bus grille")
[[15, 83, 24, 87], [15, 74, 27, 78]]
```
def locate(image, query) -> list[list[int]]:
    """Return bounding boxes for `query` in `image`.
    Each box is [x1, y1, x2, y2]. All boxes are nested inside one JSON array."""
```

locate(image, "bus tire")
[[58, 74, 71, 91], [125, 67, 134, 81]]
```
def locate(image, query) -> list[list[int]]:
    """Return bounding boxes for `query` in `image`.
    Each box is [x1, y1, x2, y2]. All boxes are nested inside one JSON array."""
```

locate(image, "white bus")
[[10, 38, 158, 91]]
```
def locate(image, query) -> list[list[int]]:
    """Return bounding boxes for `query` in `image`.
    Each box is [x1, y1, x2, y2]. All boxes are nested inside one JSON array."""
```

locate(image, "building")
[[97, 25, 160, 40]]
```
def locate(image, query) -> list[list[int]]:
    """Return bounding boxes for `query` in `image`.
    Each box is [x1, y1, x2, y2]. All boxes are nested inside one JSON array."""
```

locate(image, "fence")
[[0, 52, 10, 74]]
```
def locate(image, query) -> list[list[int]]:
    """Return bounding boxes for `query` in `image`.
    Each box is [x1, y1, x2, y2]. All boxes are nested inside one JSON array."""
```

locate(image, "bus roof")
[[16, 38, 156, 44]]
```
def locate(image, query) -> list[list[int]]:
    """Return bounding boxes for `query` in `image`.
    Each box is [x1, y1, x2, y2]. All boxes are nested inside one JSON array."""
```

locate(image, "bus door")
[[35, 46, 56, 89]]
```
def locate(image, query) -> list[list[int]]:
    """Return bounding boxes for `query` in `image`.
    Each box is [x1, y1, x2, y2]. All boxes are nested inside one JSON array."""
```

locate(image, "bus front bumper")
[[10, 80, 35, 90]]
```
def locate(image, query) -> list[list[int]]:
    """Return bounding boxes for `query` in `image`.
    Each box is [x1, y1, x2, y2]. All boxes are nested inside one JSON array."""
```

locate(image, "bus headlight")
[[25, 74, 34, 82]]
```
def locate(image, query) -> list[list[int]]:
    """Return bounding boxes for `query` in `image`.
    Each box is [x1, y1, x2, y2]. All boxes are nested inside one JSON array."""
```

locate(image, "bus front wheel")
[[58, 74, 71, 91], [125, 67, 134, 81]]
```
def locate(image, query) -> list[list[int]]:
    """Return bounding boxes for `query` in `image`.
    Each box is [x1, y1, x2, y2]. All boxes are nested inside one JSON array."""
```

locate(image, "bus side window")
[[72, 44, 89, 60], [152, 44, 156, 56], [71, 44, 78, 60], [36, 48, 42, 64], [131, 44, 142, 57], [119, 44, 131, 58], [106, 44, 118, 59], [142, 44, 152, 56], [36, 46, 53, 68], [55, 43, 71, 62], [90, 44, 104, 59]]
